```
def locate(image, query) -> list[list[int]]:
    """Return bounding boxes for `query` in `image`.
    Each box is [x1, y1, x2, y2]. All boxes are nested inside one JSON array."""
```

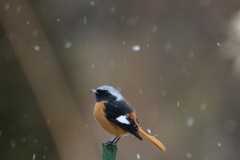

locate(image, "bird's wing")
[[104, 101, 142, 140]]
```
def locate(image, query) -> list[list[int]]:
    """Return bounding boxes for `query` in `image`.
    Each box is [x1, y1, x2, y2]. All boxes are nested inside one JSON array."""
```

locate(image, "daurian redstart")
[[91, 85, 166, 151]]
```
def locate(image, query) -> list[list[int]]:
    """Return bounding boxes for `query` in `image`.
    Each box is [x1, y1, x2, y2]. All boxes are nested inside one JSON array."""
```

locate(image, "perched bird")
[[91, 85, 166, 151]]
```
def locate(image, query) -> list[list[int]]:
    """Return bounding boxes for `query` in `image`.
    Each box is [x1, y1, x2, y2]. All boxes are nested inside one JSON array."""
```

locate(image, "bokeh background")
[[1, 0, 240, 160]]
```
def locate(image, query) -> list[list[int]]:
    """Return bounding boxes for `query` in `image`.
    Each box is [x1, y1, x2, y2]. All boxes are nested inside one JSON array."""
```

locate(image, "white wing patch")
[[116, 115, 130, 125]]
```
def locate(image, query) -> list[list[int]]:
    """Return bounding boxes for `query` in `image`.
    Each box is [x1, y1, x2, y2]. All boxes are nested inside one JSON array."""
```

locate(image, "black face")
[[94, 89, 117, 102]]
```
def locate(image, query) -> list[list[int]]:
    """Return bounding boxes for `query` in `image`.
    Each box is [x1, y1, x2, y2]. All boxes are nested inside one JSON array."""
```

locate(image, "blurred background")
[[1, 0, 240, 159]]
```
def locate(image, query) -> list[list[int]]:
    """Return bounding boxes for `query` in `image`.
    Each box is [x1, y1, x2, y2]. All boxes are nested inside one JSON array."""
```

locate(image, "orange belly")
[[93, 101, 128, 136]]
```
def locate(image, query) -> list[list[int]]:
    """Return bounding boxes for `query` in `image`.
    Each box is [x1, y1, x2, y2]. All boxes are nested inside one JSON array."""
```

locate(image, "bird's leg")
[[113, 136, 121, 143], [103, 136, 119, 146], [106, 136, 119, 145], [104, 136, 120, 152]]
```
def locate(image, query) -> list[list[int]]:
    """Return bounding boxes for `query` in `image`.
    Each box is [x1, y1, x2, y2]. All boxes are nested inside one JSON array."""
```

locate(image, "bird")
[[90, 85, 166, 151]]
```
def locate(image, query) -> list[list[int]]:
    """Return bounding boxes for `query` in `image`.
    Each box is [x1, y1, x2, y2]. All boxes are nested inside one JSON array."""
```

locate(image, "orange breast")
[[93, 101, 128, 136]]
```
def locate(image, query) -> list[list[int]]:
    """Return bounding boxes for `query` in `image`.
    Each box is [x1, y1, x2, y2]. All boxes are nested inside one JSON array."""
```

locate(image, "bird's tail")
[[138, 128, 166, 151]]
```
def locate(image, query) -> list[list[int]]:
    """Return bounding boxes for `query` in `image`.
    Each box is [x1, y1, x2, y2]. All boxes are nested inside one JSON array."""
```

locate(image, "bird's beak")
[[90, 89, 98, 94]]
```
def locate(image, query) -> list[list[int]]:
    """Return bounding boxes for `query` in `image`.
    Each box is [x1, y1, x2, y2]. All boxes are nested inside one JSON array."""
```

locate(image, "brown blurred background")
[[1, 0, 240, 160]]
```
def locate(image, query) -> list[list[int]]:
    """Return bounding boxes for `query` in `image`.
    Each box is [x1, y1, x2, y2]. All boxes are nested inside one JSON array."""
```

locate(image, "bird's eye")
[[97, 89, 106, 93]]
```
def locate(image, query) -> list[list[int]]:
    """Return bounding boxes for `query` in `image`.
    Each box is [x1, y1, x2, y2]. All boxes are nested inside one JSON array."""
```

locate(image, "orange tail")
[[138, 128, 166, 151]]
